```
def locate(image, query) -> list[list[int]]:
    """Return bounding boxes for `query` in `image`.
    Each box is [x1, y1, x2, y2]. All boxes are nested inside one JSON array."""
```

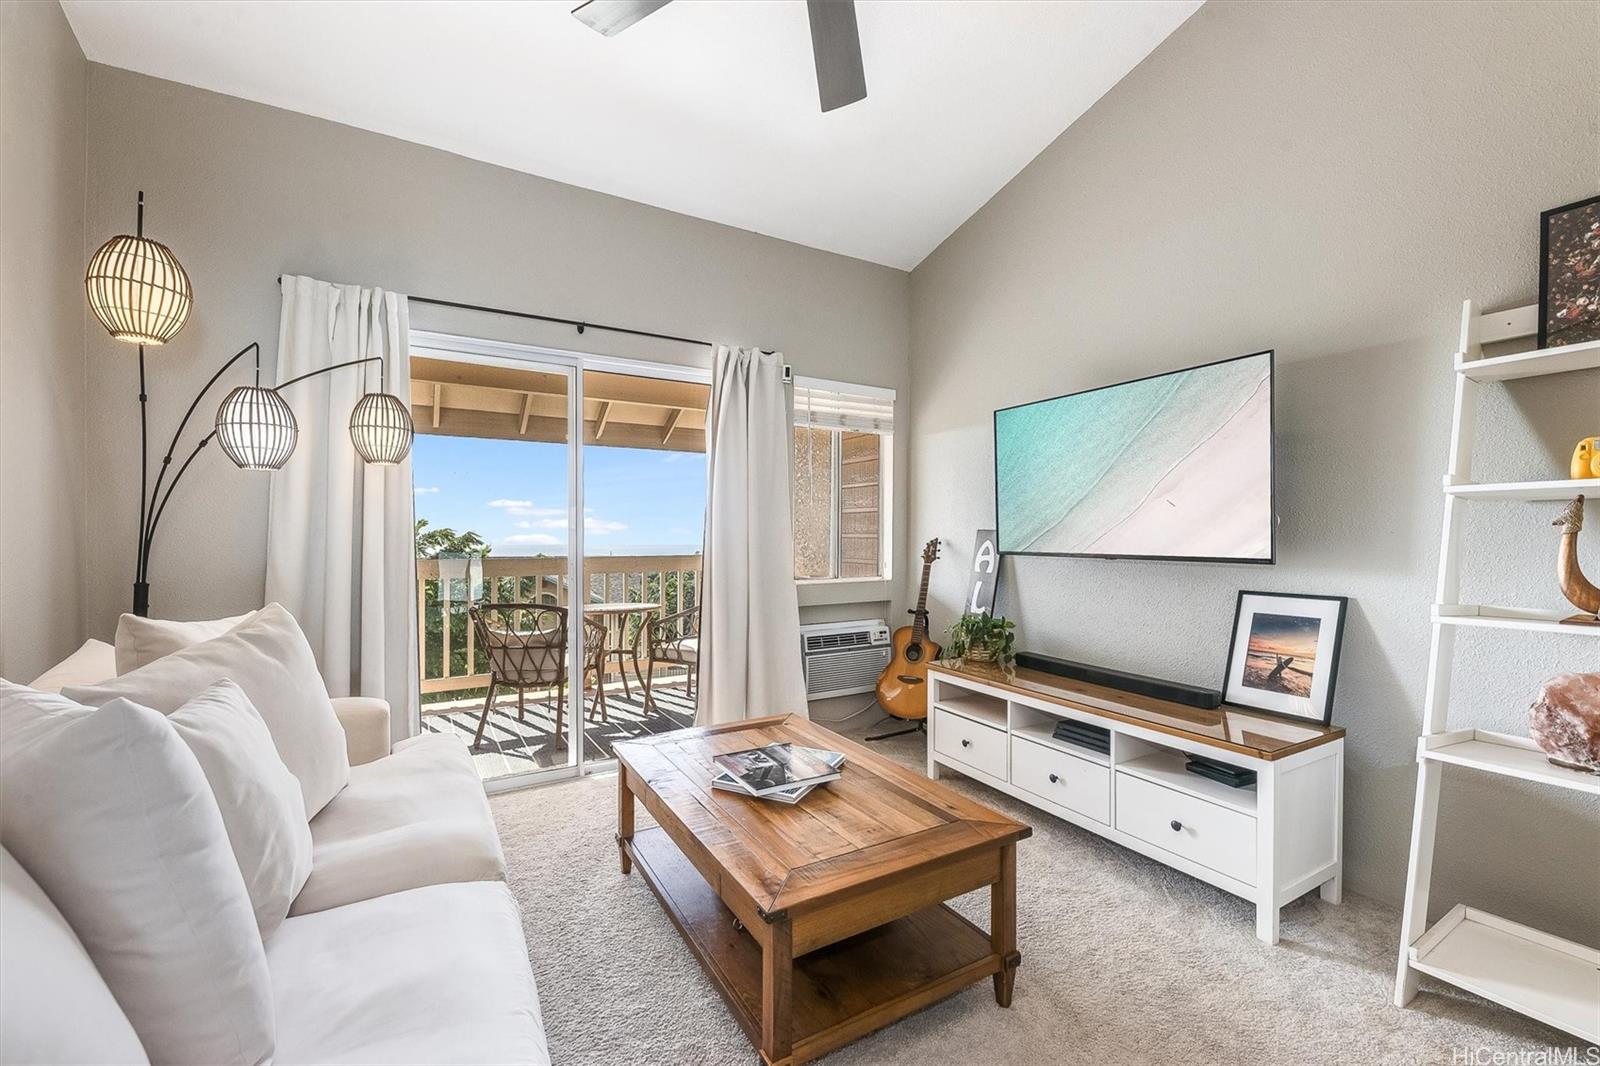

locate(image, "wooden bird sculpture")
[[1554, 495, 1600, 624]]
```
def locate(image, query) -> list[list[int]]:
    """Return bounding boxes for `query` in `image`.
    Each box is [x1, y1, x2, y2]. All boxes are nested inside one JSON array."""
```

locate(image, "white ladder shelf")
[[1393, 300, 1600, 1043]]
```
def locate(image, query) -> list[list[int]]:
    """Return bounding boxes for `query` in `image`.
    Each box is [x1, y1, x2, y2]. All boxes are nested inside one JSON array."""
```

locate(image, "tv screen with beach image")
[[1240, 612, 1319, 697], [994, 351, 1273, 560]]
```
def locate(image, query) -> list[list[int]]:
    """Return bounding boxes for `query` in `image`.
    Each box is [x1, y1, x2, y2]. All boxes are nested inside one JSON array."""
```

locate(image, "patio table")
[[584, 602, 662, 695]]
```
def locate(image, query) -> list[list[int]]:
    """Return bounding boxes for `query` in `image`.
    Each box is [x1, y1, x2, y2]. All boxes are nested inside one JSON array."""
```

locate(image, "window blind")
[[792, 378, 895, 434]]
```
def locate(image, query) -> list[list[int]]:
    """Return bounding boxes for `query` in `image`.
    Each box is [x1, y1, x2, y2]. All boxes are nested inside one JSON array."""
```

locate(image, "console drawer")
[[1115, 772, 1256, 885], [933, 708, 1007, 779], [1010, 736, 1110, 824]]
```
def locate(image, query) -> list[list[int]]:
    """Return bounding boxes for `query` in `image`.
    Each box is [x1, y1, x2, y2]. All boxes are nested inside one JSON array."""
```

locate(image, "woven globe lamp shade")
[[215, 385, 298, 470], [84, 234, 193, 345], [349, 392, 414, 465]]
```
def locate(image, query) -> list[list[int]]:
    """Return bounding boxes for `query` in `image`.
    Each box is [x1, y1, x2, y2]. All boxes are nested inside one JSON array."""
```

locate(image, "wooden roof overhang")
[[410, 356, 708, 453]]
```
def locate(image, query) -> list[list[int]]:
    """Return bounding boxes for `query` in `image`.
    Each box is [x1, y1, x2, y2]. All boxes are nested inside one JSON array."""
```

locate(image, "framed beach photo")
[[1222, 591, 1348, 726]]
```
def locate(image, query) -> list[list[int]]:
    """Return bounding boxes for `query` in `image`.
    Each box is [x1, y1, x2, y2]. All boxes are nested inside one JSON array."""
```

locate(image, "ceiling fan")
[[570, 0, 867, 113]]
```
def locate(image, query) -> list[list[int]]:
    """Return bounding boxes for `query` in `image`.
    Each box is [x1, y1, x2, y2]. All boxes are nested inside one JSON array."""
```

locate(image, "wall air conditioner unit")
[[799, 619, 891, 700]]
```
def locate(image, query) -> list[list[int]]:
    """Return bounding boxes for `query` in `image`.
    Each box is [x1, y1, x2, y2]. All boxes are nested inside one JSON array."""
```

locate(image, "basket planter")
[[964, 643, 1000, 665]]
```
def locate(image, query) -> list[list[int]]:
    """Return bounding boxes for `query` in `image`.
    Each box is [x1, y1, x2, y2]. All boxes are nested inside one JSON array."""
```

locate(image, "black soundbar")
[[1014, 651, 1223, 710]]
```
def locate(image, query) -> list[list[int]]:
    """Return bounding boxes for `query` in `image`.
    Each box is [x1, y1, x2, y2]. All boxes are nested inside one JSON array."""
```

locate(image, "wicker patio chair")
[[582, 614, 611, 724], [642, 606, 699, 714], [468, 603, 568, 748]]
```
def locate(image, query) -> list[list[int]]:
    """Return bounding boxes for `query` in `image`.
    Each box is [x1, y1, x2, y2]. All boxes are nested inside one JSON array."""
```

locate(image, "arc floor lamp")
[[86, 192, 415, 616]]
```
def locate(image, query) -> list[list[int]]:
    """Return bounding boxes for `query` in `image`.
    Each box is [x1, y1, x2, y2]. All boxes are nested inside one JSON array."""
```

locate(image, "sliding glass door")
[[409, 338, 585, 790], [406, 336, 711, 792]]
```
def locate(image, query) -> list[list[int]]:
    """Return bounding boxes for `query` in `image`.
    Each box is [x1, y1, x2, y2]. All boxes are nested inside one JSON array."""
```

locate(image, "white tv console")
[[927, 661, 1345, 944]]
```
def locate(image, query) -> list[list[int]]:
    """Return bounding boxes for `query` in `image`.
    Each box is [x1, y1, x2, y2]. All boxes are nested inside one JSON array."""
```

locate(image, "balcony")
[[417, 552, 701, 780]]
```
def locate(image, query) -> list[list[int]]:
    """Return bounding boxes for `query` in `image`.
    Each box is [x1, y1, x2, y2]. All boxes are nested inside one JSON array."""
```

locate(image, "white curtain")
[[266, 275, 418, 743], [696, 346, 807, 726]]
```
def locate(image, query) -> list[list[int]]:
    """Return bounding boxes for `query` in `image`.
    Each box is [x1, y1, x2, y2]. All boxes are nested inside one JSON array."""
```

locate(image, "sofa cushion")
[[290, 733, 505, 916], [114, 610, 256, 674], [66, 603, 350, 817], [0, 846, 149, 1065], [169, 680, 313, 938], [268, 880, 548, 1065], [0, 699, 275, 1065], [27, 638, 116, 693]]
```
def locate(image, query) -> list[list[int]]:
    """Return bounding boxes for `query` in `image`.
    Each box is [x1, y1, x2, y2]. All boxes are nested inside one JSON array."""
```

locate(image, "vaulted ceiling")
[[61, 0, 1200, 269]]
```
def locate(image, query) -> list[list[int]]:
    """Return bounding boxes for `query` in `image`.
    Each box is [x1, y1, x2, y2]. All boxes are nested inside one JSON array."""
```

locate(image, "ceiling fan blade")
[[805, 0, 867, 112], [571, 0, 672, 37]]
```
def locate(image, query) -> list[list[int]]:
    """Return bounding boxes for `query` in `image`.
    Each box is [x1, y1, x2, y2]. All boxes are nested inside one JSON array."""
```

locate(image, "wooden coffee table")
[[614, 714, 1031, 1066]]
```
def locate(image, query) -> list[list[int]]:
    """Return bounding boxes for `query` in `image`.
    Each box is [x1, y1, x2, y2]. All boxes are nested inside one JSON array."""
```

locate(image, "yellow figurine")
[[1574, 437, 1599, 480]]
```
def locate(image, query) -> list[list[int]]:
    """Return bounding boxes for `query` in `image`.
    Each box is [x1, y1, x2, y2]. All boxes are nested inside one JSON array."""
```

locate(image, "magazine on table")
[[711, 744, 844, 800]]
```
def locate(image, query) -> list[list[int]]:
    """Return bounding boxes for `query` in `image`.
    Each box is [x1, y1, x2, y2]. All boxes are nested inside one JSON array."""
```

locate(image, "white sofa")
[[2, 640, 550, 1066]]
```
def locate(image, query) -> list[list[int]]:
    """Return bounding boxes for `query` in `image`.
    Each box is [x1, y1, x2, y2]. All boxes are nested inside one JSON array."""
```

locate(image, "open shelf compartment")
[[1419, 730, 1600, 796], [1117, 749, 1258, 815], [1408, 904, 1600, 1042], [1008, 702, 1112, 765], [930, 687, 1008, 729]]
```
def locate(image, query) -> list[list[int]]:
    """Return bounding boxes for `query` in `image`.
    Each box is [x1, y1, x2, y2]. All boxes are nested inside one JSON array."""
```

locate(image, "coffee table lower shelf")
[[624, 826, 1002, 1065]]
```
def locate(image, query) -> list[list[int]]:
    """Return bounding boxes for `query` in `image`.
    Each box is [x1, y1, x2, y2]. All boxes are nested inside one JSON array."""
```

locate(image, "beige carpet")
[[490, 719, 1580, 1065]]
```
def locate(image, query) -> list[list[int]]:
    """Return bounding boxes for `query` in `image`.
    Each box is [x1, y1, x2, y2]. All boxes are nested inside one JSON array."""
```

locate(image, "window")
[[791, 378, 894, 581]]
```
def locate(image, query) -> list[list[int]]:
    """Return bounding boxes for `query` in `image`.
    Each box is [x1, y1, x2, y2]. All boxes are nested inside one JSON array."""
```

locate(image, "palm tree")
[[415, 520, 492, 688], [415, 519, 490, 559]]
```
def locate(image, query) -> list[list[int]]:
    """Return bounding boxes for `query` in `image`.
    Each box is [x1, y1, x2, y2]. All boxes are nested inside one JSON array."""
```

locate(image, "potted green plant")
[[946, 612, 1017, 668]]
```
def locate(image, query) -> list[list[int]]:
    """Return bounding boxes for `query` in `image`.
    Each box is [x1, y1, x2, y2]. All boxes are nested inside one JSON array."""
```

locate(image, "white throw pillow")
[[0, 677, 92, 751], [115, 610, 256, 674], [0, 846, 149, 1065], [27, 638, 117, 692], [0, 699, 275, 1065], [169, 680, 313, 938], [65, 603, 349, 817]]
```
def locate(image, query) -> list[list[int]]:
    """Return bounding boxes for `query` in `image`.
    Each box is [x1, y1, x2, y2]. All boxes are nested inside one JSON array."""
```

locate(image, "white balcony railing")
[[416, 554, 701, 700]]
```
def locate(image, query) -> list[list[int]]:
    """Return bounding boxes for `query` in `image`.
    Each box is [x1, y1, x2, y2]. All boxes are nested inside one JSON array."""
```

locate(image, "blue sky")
[[412, 435, 705, 556]]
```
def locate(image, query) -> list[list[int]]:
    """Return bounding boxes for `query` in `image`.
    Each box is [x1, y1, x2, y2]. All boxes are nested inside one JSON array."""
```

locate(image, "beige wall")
[[908, 0, 1600, 937], [79, 65, 910, 642], [0, 0, 87, 681]]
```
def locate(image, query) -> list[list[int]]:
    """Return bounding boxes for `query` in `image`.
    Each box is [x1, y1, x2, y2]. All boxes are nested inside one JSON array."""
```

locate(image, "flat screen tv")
[[993, 350, 1275, 563]]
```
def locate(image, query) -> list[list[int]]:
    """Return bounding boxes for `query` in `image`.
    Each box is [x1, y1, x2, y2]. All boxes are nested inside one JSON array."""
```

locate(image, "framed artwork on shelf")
[[1538, 193, 1600, 350], [1222, 591, 1348, 725]]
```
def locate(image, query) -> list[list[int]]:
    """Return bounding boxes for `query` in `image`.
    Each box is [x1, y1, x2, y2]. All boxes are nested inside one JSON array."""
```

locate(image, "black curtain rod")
[[275, 276, 712, 349]]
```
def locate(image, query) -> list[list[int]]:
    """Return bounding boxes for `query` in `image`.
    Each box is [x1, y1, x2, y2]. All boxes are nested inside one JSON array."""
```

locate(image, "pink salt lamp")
[[1529, 672, 1600, 773]]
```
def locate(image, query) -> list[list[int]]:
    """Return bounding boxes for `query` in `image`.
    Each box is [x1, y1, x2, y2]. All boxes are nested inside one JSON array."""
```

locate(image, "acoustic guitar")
[[875, 538, 942, 724]]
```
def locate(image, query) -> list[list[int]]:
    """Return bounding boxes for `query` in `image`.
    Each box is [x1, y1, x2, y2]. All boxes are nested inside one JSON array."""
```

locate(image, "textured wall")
[[80, 66, 910, 640], [0, 1, 87, 681], [908, 0, 1600, 938]]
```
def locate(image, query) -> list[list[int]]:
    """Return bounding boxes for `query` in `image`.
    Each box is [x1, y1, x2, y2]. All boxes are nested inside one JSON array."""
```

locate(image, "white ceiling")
[[61, 0, 1200, 270]]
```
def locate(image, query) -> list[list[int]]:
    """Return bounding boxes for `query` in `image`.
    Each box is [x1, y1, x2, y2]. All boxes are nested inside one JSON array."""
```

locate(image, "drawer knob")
[[961, 739, 971, 748], [1170, 820, 1183, 832], [1048, 773, 1060, 784]]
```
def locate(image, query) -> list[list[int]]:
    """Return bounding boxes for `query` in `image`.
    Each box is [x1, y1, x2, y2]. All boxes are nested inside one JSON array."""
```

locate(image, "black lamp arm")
[[142, 431, 216, 573], [141, 341, 260, 573], [274, 354, 384, 392], [134, 350, 390, 612]]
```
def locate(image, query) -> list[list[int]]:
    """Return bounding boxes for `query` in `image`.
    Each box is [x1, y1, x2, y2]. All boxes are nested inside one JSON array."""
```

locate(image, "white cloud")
[[498, 533, 562, 547], [487, 499, 565, 518], [413, 486, 440, 495], [510, 514, 627, 535], [489, 500, 625, 536]]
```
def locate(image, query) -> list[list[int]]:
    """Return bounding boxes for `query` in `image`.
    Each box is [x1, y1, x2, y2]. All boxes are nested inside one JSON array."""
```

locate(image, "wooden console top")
[[929, 660, 1345, 761]]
